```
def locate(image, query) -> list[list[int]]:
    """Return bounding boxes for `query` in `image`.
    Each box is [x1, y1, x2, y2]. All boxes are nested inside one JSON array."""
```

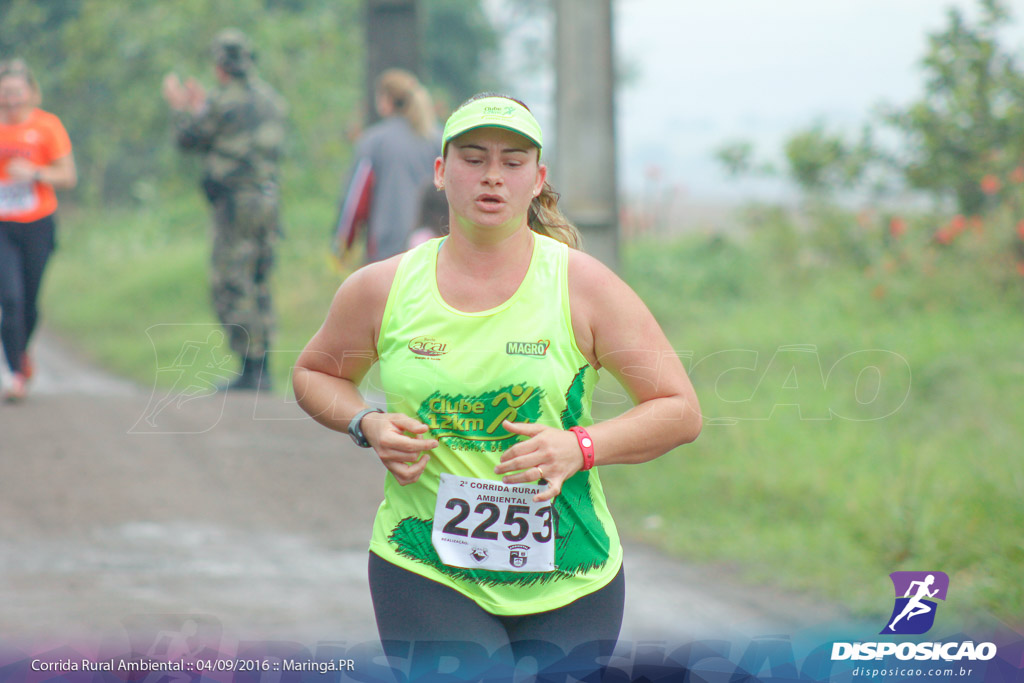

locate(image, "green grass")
[[44, 193, 345, 391], [605, 222, 1024, 630], [42, 198, 1024, 629]]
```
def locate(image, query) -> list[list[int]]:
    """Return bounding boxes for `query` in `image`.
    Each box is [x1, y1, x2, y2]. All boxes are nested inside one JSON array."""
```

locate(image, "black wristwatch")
[[348, 408, 383, 448]]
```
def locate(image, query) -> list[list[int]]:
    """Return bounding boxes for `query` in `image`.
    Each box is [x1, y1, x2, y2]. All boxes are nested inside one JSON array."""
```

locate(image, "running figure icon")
[[888, 574, 939, 631]]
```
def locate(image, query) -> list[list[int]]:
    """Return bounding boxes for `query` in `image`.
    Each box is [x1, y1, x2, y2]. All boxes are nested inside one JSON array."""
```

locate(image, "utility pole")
[[365, 0, 420, 123], [554, 0, 619, 271]]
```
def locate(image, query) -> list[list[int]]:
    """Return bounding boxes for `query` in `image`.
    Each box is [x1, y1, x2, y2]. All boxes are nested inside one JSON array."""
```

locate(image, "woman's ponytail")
[[528, 182, 582, 249]]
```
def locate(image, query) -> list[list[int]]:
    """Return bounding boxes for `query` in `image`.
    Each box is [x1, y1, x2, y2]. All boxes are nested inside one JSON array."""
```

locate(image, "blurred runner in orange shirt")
[[0, 59, 77, 402]]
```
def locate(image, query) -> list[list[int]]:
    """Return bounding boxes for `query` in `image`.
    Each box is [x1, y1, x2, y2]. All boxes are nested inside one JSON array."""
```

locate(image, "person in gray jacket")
[[334, 69, 439, 262]]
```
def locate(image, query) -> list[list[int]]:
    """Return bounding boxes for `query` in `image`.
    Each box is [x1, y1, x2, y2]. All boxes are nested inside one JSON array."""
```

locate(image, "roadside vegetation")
[[608, 205, 1024, 630]]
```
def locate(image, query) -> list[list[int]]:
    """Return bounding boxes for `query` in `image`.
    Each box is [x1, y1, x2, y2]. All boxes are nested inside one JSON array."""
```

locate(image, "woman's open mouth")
[[476, 194, 505, 210]]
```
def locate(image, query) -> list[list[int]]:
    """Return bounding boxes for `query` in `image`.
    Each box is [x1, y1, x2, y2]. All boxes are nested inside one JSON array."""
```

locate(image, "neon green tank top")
[[370, 233, 623, 615]]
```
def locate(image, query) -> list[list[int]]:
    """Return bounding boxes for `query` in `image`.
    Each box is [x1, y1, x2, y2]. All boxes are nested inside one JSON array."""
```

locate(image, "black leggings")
[[0, 216, 55, 374], [368, 552, 624, 681]]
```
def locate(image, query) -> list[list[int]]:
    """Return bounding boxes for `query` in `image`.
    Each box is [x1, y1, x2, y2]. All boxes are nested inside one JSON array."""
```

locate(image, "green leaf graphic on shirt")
[[559, 365, 591, 429], [418, 383, 544, 452], [388, 471, 609, 586]]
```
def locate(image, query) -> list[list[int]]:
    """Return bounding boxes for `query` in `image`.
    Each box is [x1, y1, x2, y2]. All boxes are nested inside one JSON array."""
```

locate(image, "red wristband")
[[569, 426, 595, 470]]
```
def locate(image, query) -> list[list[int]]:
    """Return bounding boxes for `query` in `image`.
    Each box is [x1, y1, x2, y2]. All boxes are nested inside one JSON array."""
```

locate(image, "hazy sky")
[[613, 0, 1024, 199], [496, 0, 1024, 202]]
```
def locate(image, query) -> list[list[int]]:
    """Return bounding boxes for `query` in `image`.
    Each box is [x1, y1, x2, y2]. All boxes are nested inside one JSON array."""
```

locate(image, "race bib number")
[[432, 473, 555, 573], [0, 180, 38, 215]]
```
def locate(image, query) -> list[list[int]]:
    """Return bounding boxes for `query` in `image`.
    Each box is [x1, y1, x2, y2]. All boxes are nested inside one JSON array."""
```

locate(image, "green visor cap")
[[442, 97, 543, 158]]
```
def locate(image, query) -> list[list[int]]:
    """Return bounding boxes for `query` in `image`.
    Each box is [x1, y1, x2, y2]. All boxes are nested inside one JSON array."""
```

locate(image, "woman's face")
[[375, 90, 394, 117], [0, 74, 35, 116], [436, 126, 546, 238]]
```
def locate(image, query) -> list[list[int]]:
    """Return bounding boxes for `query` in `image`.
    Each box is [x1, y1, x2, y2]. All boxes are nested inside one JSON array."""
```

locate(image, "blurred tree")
[[882, 0, 1024, 214], [714, 124, 872, 199], [783, 123, 874, 197], [714, 0, 1024, 213], [1, 0, 365, 204], [0, 0, 506, 207], [0, 0, 79, 65], [714, 139, 782, 181], [784, 125, 846, 194], [365, 0, 419, 126], [714, 140, 758, 178], [422, 0, 500, 106]]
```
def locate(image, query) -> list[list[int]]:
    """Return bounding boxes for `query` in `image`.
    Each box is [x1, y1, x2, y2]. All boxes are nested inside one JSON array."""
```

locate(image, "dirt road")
[[0, 333, 842, 656]]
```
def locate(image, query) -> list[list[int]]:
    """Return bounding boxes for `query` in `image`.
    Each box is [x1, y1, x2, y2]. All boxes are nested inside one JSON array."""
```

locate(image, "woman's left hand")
[[495, 420, 584, 503]]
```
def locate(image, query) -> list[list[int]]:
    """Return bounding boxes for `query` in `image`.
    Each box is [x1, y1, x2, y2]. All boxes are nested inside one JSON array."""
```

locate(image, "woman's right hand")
[[362, 412, 438, 485], [5, 158, 38, 182]]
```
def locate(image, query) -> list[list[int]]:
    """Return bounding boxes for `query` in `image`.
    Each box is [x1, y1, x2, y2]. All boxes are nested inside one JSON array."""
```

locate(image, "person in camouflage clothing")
[[162, 28, 287, 391]]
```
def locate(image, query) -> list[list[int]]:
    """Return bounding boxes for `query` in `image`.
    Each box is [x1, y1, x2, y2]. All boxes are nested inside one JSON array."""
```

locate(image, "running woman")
[[293, 94, 701, 675], [0, 59, 77, 402]]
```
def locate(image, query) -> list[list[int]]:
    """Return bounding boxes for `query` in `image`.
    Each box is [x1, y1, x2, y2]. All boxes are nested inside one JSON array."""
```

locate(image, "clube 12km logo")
[[831, 571, 997, 662]]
